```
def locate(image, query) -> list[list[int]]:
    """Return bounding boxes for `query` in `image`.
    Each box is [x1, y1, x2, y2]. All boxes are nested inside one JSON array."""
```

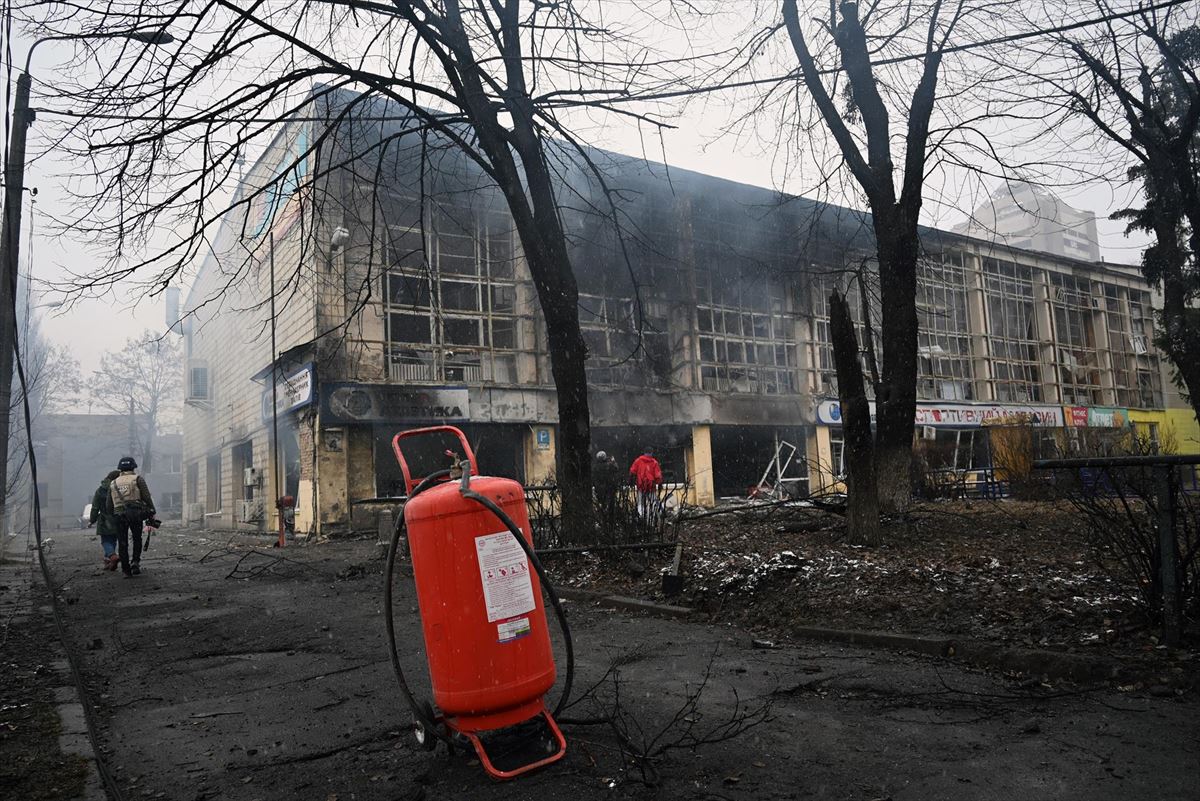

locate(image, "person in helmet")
[[109, 456, 156, 577], [593, 451, 621, 527]]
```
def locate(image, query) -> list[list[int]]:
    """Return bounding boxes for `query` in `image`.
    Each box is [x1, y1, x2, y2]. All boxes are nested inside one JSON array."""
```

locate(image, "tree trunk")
[[1159, 275, 1200, 423], [140, 409, 155, 474], [427, 1, 595, 539], [1140, 149, 1200, 426], [1166, 148, 1200, 425], [528, 246, 593, 543], [830, 289, 880, 545], [872, 214, 919, 513]]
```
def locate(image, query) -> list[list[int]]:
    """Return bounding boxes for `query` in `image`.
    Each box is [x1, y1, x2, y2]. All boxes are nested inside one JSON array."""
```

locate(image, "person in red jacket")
[[628, 451, 663, 521]]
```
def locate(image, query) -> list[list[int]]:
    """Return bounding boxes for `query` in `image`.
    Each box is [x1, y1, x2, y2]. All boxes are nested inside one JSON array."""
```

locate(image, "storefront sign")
[[1064, 406, 1131, 428], [1064, 406, 1090, 427], [815, 399, 1064, 428], [261, 364, 315, 423], [916, 404, 1064, 427], [321, 384, 469, 423], [816, 399, 844, 424]]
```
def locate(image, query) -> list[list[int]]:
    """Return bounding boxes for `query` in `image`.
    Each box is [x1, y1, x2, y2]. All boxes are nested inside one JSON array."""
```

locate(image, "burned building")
[[179, 90, 1195, 535]]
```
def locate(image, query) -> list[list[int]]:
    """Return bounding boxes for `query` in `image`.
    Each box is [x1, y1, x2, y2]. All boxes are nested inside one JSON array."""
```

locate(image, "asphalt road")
[[45, 527, 1199, 801]]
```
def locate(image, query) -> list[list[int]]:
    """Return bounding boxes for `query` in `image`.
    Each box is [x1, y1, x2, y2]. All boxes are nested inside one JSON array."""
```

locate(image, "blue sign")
[[535, 428, 551, 449]]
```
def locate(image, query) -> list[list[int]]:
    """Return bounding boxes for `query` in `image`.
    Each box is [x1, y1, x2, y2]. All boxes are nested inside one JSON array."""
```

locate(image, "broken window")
[[578, 294, 670, 387], [982, 259, 1041, 402], [384, 203, 522, 384], [1049, 272, 1102, 405], [1128, 292, 1162, 408], [828, 428, 846, 478], [695, 269, 796, 395], [918, 254, 974, 401], [1099, 284, 1161, 407], [808, 270, 880, 398]]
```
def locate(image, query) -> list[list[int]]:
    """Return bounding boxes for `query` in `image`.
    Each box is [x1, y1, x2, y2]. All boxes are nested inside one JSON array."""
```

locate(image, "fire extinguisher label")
[[496, 617, 532, 643], [475, 531, 536, 623]]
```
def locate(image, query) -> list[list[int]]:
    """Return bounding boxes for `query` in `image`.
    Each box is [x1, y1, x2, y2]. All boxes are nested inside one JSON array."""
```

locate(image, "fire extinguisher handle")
[[391, 426, 479, 496]]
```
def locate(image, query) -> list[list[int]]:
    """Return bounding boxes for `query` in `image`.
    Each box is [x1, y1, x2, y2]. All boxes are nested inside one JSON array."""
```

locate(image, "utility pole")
[[0, 71, 34, 524]]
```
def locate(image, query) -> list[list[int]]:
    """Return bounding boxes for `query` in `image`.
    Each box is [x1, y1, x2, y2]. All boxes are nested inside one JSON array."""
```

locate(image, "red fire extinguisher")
[[385, 426, 571, 780]]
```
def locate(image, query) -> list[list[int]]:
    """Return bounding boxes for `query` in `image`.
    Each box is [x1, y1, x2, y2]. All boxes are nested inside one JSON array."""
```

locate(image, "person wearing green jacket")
[[89, 470, 121, 571]]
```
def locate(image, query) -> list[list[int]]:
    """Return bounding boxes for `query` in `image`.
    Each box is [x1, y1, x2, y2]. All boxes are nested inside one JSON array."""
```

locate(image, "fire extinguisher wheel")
[[413, 701, 438, 751]]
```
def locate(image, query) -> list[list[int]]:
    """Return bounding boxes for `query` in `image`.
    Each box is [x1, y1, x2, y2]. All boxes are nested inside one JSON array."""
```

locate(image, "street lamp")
[[0, 27, 174, 516]]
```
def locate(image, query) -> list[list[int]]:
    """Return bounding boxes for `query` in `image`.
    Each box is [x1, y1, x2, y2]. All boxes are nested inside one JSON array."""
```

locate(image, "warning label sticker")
[[475, 531, 536, 623], [497, 617, 532, 644]]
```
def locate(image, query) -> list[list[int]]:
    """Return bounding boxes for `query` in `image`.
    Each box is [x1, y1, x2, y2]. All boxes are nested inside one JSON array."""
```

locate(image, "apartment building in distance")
[[954, 181, 1102, 263], [177, 90, 1199, 536], [30, 415, 183, 530]]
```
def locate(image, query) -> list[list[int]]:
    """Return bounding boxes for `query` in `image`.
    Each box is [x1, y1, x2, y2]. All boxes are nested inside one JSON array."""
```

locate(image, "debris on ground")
[[550, 500, 1192, 667]]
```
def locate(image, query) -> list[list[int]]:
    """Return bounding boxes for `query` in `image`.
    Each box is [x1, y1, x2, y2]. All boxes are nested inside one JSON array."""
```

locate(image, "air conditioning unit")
[[238, 499, 265, 523], [186, 360, 210, 401], [243, 467, 260, 487]]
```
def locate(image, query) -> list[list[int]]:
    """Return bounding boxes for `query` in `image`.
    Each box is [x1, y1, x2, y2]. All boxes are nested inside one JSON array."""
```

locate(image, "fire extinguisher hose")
[[384, 469, 454, 745], [383, 469, 576, 747]]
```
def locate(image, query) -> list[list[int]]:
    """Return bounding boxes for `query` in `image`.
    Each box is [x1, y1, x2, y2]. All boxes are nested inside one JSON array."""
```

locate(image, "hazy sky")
[[9, 12, 1154, 377], [22, 39, 167, 375]]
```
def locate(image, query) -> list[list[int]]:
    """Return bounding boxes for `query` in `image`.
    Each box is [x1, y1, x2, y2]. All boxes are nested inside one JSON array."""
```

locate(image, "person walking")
[[89, 470, 121, 571], [628, 450, 663, 522], [110, 456, 156, 577]]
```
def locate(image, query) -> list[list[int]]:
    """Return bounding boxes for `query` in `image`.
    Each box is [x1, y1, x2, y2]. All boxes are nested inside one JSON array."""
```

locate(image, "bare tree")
[[778, 0, 976, 525], [89, 329, 182, 474], [1048, 4, 1200, 422], [24, 1, 692, 535], [5, 311, 81, 522]]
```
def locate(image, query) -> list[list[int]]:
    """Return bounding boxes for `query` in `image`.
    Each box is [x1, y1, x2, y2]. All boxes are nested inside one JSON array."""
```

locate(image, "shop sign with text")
[[321, 384, 469, 423], [1064, 406, 1131, 428], [815, 399, 1064, 427], [261, 364, 314, 423]]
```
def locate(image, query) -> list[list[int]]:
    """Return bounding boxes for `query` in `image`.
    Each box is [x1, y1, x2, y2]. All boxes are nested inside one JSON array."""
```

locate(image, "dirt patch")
[[0, 575, 88, 801], [548, 500, 1197, 676]]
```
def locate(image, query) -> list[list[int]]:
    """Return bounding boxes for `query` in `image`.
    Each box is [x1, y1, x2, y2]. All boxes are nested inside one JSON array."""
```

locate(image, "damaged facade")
[[179, 91, 1197, 535]]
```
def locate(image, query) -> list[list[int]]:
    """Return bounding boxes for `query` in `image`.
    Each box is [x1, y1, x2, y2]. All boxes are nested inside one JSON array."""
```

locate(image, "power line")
[[21, 0, 1198, 124], [550, 0, 1196, 107]]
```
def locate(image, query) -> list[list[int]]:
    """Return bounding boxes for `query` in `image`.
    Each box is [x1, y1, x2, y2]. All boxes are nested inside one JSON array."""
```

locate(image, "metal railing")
[[523, 482, 685, 551]]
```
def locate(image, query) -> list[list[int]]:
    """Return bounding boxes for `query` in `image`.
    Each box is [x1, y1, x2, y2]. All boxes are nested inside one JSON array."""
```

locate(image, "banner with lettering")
[[815, 399, 1064, 428]]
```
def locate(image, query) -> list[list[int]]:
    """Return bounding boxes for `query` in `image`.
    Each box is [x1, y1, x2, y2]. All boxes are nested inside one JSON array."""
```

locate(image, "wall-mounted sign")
[[1065, 406, 1090, 427], [321, 384, 469, 423], [1064, 406, 1131, 428], [535, 428, 551, 450], [815, 399, 1065, 428], [261, 363, 315, 423], [916, 403, 1064, 428]]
